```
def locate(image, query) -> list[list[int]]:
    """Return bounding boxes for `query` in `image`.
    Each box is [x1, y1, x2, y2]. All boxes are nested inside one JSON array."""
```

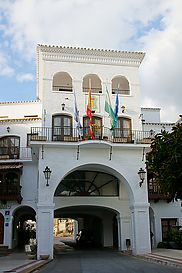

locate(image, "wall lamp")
[[7, 126, 10, 133], [138, 167, 146, 187], [43, 166, 52, 186], [61, 103, 65, 111], [121, 105, 125, 113]]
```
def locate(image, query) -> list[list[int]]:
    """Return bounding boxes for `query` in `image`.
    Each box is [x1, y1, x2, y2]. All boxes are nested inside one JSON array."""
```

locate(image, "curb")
[[138, 254, 182, 269], [4, 259, 52, 273]]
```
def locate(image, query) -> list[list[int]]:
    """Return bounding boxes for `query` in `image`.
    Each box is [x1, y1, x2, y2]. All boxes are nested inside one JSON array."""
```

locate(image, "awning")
[[0, 163, 23, 170]]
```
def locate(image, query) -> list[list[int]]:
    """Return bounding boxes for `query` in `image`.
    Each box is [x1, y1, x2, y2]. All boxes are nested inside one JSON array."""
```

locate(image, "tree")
[[147, 123, 182, 200]]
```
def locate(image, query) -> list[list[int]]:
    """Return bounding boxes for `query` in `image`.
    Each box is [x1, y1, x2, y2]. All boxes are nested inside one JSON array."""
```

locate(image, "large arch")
[[52, 163, 134, 203], [54, 205, 119, 249], [12, 206, 36, 249]]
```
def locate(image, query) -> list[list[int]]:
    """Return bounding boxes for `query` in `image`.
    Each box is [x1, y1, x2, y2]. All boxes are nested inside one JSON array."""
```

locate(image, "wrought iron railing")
[[147, 175, 172, 202], [0, 147, 32, 160], [52, 85, 72, 92], [112, 88, 130, 95], [30, 126, 155, 144], [83, 87, 102, 93]]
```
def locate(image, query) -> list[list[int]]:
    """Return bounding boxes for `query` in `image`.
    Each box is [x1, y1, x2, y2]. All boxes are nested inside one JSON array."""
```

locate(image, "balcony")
[[0, 147, 32, 161], [30, 127, 154, 144], [148, 180, 172, 202], [0, 184, 22, 204]]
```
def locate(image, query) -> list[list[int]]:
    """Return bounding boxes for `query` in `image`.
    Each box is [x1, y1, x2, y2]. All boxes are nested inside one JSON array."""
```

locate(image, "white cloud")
[[16, 73, 34, 82], [0, 0, 181, 121], [0, 52, 14, 76]]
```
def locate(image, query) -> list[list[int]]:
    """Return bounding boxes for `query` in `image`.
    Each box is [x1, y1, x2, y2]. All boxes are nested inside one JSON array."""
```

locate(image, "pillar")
[[36, 203, 54, 259], [130, 202, 151, 255]]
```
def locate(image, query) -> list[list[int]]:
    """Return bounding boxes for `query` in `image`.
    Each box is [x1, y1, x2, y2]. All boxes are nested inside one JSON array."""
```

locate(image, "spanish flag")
[[87, 88, 95, 140]]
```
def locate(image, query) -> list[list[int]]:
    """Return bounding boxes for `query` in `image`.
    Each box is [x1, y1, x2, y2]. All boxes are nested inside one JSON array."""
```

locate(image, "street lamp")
[[138, 167, 146, 187], [43, 166, 52, 186]]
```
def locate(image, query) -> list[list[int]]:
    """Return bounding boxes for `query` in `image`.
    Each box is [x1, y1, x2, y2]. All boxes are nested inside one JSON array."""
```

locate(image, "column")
[[130, 202, 151, 255], [117, 215, 132, 251], [36, 203, 54, 259]]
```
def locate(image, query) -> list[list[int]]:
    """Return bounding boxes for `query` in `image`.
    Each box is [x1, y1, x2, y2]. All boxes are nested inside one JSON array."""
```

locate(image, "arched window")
[[52, 114, 72, 141], [112, 76, 130, 95], [55, 170, 119, 196], [52, 72, 72, 92], [0, 136, 20, 159], [83, 74, 102, 93], [113, 117, 132, 142], [83, 116, 102, 139]]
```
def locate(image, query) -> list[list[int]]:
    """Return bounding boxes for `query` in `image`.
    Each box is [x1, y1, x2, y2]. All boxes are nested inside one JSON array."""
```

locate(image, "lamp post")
[[43, 166, 52, 186], [138, 167, 146, 187]]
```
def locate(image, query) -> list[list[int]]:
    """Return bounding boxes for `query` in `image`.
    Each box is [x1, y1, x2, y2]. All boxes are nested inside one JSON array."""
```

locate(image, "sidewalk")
[[0, 252, 51, 273], [139, 248, 182, 269]]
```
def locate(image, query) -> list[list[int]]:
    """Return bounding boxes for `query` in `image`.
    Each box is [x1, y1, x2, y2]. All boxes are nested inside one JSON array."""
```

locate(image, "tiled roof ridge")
[[38, 44, 144, 54], [0, 100, 41, 105], [144, 122, 175, 125], [38, 44, 145, 60], [0, 117, 41, 123]]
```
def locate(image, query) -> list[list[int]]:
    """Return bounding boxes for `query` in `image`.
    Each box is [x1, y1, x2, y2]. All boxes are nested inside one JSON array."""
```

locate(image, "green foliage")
[[147, 124, 182, 200], [167, 229, 182, 248]]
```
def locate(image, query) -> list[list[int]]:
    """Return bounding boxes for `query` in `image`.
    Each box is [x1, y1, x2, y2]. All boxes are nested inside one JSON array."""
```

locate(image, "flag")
[[87, 88, 95, 140], [105, 88, 117, 129], [114, 92, 119, 123], [73, 90, 82, 130]]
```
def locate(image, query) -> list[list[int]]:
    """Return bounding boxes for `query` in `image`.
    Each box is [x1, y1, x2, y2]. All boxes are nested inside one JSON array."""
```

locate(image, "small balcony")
[[30, 127, 154, 144], [0, 184, 22, 204], [148, 180, 172, 202], [0, 147, 32, 161]]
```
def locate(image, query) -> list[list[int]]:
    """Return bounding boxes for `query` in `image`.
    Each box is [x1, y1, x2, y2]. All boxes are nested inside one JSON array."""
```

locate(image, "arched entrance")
[[53, 167, 126, 250], [12, 206, 36, 249], [0, 213, 4, 244], [54, 205, 119, 249]]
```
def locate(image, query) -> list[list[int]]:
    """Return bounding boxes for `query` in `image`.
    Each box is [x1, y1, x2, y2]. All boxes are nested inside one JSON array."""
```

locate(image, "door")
[[0, 213, 4, 244], [83, 116, 102, 139], [52, 115, 72, 141]]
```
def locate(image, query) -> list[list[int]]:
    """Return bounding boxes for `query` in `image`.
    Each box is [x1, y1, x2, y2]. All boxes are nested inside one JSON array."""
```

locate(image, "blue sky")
[[0, 0, 181, 122]]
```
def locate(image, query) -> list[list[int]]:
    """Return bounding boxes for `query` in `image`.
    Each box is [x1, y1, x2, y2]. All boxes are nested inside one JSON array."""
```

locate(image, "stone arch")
[[52, 163, 134, 203], [12, 206, 36, 249], [82, 74, 102, 93], [52, 71, 72, 92], [111, 75, 130, 95]]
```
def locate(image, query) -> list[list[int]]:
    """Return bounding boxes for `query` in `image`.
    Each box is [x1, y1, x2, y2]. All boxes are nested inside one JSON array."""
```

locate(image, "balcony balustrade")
[[148, 178, 172, 202], [0, 147, 32, 160], [30, 126, 154, 144]]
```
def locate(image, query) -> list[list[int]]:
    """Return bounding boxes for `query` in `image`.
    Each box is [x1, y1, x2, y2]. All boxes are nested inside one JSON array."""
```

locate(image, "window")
[[52, 72, 72, 92], [52, 115, 72, 141], [83, 74, 102, 93], [0, 169, 22, 203], [83, 116, 102, 139], [112, 76, 130, 95], [55, 170, 119, 196], [114, 117, 131, 139], [161, 218, 178, 241], [0, 136, 20, 159]]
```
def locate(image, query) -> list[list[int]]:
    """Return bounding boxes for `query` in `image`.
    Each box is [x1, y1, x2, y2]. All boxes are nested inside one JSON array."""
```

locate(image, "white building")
[[0, 45, 181, 259]]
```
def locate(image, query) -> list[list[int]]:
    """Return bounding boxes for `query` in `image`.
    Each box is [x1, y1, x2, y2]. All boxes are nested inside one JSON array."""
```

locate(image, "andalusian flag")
[[105, 88, 117, 129], [87, 88, 95, 140]]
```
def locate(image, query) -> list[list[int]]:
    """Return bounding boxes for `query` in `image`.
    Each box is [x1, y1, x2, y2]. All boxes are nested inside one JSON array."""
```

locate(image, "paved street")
[[38, 250, 182, 273]]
